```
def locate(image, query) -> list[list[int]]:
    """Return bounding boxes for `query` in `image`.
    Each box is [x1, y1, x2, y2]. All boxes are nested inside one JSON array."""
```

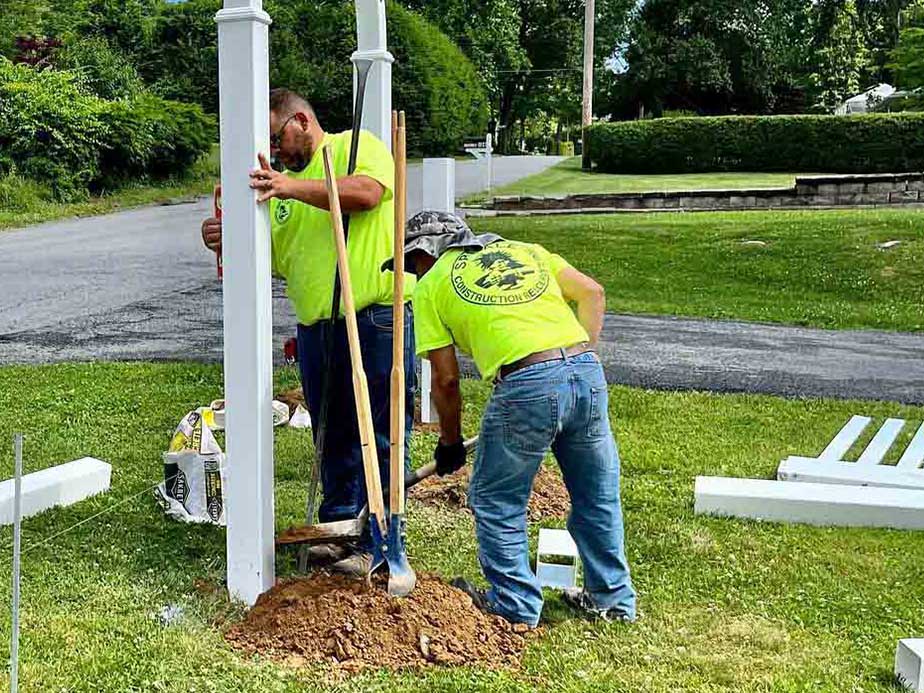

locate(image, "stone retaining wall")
[[478, 173, 924, 215]]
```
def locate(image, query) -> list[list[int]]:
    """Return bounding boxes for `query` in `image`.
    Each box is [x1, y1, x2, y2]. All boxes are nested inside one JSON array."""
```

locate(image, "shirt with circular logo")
[[269, 130, 415, 326], [413, 241, 590, 380]]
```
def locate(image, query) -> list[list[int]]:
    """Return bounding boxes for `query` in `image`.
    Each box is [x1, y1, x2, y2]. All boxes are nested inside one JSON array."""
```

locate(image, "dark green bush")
[[0, 58, 215, 199], [125, 0, 488, 156], [388, 2, 489, 156], [0, 59, 109, 198], [54, 36, 145, 101], [586, 114, 924, 174]]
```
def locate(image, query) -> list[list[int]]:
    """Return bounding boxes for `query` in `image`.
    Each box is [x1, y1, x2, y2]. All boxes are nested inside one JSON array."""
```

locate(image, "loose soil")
[[226, 573, 531, 671], [410, 465, 571, 521]]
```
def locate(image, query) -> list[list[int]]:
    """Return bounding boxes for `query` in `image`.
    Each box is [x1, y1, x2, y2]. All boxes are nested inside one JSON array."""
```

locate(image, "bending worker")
[[399, 211, 636, 627], [201, 88, 414, 574]]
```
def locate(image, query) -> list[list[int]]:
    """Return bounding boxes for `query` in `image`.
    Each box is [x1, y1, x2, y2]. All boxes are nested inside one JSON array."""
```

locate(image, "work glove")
[[434, 439, 467, 477]]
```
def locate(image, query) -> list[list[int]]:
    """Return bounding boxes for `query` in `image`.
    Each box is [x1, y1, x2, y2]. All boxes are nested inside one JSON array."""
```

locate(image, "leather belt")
[[498, 343, 593, 380]]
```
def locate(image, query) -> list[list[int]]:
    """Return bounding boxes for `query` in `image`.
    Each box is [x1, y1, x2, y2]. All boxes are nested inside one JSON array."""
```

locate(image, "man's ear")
[[295, 111, 311, 130]]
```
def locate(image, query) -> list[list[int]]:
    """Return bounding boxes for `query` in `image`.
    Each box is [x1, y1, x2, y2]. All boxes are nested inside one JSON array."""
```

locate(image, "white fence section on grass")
[[0, 457, 111, 525], [896, 639, 924, 692], [778, 415, 924, 490], [694, 476, 924, 530], [535, 528, 579, 589]]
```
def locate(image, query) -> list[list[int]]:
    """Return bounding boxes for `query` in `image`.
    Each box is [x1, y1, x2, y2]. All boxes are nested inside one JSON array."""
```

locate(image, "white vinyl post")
[[419, 158, 456, 424], [215, 0, 275, 606], [353, 0, 394, 150]]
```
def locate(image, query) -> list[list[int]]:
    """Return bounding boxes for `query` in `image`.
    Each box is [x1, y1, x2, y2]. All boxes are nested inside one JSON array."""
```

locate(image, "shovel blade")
[[367, 514, 388, 579], [385, 513, 417, 597]]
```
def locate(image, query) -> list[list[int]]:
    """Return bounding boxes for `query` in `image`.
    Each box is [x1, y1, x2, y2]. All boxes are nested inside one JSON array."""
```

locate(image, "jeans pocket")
[[366, 305, 394, 332], [501, 393, 558, 454], [586, 386, 608, 439]]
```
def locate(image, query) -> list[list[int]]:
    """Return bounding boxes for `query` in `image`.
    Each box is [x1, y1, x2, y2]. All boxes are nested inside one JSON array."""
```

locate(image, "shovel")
[[275, 437, 478, 547], [385, 110, 415, 597], [320, 145, 388, 576]]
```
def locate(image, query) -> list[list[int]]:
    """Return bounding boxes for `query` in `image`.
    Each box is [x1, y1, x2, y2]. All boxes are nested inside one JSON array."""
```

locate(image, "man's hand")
[[201, 216, 222, 255], [434, 439, 467, 476], [249, 153, 294, 203]]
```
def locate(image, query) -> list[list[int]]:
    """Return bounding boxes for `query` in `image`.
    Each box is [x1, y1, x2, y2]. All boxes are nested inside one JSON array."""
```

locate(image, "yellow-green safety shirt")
[[270, 129, 415, 326], [412, 240, 590, 381]]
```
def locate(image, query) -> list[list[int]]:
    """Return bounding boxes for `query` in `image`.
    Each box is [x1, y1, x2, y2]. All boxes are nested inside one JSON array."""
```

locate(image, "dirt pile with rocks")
[[410, 465, 570, 521], [226, 573, 531, 671]]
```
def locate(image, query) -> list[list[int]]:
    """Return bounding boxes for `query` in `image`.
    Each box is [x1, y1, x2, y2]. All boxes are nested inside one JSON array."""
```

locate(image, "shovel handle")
[[321, 146, 387, 531], [405, 436, 478, 489], [390, 111, 407, 515]]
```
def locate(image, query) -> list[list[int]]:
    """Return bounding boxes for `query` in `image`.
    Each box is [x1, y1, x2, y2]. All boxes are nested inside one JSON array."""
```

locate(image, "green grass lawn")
[[0, 362, 922, 691], [0, 145, 220, 232], [470, 207, 924, 332], [476, 157, 808, 200]]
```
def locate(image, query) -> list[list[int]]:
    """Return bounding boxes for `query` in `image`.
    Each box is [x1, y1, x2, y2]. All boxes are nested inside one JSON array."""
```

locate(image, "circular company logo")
[[450, 242, 549, 306], [274, 199, 292, 224]]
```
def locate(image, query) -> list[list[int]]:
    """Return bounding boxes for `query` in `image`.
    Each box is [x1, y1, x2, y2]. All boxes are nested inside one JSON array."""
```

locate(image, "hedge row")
[[586, 114, 924, 174], [0, 58, 215, 199]]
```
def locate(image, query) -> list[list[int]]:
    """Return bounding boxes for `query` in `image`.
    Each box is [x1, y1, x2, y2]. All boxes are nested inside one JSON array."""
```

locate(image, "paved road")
[[0, 156, 562, 336], [2, 152, 922, 405]]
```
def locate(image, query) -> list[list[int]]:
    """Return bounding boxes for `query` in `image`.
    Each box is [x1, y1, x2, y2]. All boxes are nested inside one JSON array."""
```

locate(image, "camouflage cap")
[[383, 210, 503, 273]]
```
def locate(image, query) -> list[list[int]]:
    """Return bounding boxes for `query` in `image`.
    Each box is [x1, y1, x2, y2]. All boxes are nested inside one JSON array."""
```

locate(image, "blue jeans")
[[468, 351, 636, 626], [297, 304, 415, 524]]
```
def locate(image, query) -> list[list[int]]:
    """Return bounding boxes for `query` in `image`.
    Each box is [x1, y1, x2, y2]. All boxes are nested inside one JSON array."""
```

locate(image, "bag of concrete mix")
[[154, 408, 226, 525]]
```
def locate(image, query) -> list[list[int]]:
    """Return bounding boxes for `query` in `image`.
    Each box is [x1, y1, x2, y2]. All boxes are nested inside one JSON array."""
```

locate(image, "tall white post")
[[419, 158, 456, 424], [215, 0, 275, 606], [353, 0, 394, 150]]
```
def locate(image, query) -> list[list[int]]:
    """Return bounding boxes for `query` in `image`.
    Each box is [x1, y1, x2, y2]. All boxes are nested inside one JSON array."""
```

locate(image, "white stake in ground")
[[10, 434, 23, 693]]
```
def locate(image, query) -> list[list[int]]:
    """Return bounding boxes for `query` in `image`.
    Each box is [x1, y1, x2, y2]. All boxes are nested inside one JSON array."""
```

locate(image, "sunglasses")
[[270, 113, 298, 148]]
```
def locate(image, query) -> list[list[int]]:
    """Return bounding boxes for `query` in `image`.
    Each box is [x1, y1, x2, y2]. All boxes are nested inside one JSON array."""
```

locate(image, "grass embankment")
[[472, 208, 924, 332], [0, 362, 921, 691], [477, 157, 808, 200], [0, 145, 220, 231]]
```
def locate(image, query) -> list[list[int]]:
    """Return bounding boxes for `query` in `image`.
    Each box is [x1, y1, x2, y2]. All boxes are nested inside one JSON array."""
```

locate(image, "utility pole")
[[581, 0, 595, 170]]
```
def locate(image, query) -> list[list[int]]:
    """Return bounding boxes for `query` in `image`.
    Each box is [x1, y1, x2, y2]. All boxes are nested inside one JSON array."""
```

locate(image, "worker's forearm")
[[288, 177, 378, 212], [576, 293, 605, 346], [432, 378, 463, 444]]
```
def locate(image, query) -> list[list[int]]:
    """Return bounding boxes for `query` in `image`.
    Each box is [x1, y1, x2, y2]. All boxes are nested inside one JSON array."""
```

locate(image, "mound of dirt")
[[411, 465, 570, 521], [226, 573, 531, 671]]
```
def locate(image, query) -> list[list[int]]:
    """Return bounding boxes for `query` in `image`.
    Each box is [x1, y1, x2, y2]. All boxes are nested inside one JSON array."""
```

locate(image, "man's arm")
[[556, 266, 606, 346], [428, 345, 463, 444], [249, 153, 383, 211]]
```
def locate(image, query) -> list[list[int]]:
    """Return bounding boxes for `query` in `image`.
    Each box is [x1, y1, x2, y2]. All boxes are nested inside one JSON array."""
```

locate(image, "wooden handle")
[[321, 146, 387, 528], [390, 111, 408, 515]]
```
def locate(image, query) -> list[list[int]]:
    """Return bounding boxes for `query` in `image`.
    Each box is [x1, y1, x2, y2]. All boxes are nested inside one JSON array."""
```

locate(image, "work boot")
[[450, 577, 493, 615], [329, 551, 372, 577], [561, 588, 636, 623]]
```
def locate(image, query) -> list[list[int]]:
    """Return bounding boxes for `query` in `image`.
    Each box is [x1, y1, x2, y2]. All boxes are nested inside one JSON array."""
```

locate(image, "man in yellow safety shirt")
[[393, 210, 636, 627], [201, 89, 414, 574]]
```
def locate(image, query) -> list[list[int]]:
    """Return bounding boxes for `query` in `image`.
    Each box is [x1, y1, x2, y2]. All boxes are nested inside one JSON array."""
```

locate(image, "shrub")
[[54, 36, 145, 100], [0, 59, 109, 198], [585, 114, 924, 174], [0, 58, 215, 199], [0, 173, 55, 213], [388, 2, 489, 156]]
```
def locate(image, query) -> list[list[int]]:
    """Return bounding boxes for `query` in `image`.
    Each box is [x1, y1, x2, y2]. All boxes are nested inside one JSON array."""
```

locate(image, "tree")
[[808, 0, 870, 111], [889, 0, 924, 87], [611, 0, 813, 117]]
